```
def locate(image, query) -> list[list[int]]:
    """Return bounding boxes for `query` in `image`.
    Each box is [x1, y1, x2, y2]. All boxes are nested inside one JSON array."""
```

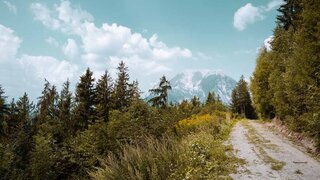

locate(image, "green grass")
[[90, 114, 243, 179]]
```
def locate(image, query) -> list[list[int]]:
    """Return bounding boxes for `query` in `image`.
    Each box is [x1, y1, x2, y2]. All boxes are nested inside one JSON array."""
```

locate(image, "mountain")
[[147, 70, 237, 104]]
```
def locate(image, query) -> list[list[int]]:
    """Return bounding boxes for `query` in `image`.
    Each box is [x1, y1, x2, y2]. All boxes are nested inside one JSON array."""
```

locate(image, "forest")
[[251, 0, 320, 147], [0, 60, 245, 179], [1, 0, 320, 179]]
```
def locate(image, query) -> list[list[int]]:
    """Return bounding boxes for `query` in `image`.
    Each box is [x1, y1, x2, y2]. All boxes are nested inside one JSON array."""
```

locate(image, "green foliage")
[[250, 49, 275, 119], [0, 61, 234, 179], [148, 75, 172, 108], [252, 0, 320, 148], [231, 76, 256, 119], [113, 61, 130, 109], [206, 91, 216, 105], [96, 71, 113, 123], [90, 113, 240, 180], [74, 68, 96, 130]]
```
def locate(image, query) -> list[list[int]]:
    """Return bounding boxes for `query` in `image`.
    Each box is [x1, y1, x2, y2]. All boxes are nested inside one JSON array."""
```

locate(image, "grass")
[[90, 113, 243, 179], [241, 120, 286, 171]]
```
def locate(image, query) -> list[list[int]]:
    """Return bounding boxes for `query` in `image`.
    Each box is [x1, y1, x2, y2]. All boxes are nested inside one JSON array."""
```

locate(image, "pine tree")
[[148, 75, 172, 108], [12, 93, 35, 178], [277, 0, 302, 30], [251, 49, 275, 119], [74, 68, 96, 130], [231, 76, 256, 119], [6, 99, 18, 136], [16, 93, 35, 129], [37, 80, 58, 123], [191, 96, 201, 107], [113, 61, 130, 109], [206, 92, 216, 105], [96, 71, 113, 122], [128, 80, 141, 103], [58, 80, 73, 137]]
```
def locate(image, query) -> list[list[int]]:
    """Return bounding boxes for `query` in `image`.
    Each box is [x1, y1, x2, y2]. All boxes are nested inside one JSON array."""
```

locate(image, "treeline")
[[251, 0, 320, 147], [0, 61, 227, 179]]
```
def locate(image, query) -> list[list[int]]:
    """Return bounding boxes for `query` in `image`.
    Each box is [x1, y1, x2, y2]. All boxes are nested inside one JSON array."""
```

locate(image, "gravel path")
[[230, 120, 320, 180]]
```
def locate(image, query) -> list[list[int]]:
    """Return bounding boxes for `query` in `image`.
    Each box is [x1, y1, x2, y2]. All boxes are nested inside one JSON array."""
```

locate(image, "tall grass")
[[90, 113, 241, 179]]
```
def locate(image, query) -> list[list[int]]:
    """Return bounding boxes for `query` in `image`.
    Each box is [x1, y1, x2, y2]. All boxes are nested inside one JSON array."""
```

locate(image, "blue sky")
[[0, 0, 282, 101]]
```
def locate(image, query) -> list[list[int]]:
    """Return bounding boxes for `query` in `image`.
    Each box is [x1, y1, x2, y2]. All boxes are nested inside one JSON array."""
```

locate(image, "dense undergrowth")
[[90, 111, 241, 180]]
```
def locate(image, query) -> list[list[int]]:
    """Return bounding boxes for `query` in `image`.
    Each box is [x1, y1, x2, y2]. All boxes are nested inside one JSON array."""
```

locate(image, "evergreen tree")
[[37, 80, 59, 123], [277, 0, 302, 30], [251, 49, 275, 119], [74, 68, 96, 130], [113, 61, 130, 109], [12, 93, 35, 178], [96, 71, 113, 122], [231, 76, 256, 119], [148, 75, 172, 108], [58, 80, 73, 137], [16, 93, 35, 129], [128, 80, 141, 103], [206, 92, 216, 105], [191, 96, 201, 107], [6, 99, 18, 136]]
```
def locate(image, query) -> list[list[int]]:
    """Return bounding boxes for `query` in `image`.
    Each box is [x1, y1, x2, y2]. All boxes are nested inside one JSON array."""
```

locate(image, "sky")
[[0, 0, 283, 101]]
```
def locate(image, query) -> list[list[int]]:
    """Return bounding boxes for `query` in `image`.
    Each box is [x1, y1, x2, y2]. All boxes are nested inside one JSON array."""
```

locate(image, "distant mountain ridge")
[[147, 70, 237, 104]]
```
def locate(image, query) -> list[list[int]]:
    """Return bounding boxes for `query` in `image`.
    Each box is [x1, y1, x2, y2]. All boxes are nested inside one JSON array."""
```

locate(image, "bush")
[[90, 113, 241, 180]]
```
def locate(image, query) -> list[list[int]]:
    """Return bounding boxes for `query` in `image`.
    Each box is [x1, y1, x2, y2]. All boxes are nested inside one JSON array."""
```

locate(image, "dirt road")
[[230, 120, 320, 180]]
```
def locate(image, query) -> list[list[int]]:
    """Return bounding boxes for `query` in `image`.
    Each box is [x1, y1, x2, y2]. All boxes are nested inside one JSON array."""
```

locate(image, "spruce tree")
[[148, 75, 172, 108], [96, 71, 113, 122], [74, 68, 96, 130], [128, 80, 141, 103], [191, 96, 201, 107], [206, 92, 216, 105], [58, 80, 73, 137], [231, 76, 256, 119], [16, 93, 35, 129], [113, 61, 130, 109], [37, 80, 58, 123], [251, 49, 275, 119], [277, 0, 302, 30]]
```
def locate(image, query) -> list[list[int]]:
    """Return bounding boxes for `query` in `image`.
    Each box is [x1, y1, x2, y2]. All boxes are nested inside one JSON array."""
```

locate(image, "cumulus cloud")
[[264, 35, 274, 51], [233, 3, 264, 31], [18, 55, 78, 84], [46, 36, 59, 47], [265, 0, 284, 11], [233, 0, 284, 31], [0, 24, 22, 62], [30, 0, 192, 78], [0, 24, 79, 100], [62, 38, 79, 59], [3, 1, 17, 14]]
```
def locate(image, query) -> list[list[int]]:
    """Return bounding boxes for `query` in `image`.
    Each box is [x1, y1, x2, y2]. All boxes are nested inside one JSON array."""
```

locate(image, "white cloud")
[[30, 3, 61, 30], [31, 0, 193, 78], [45, 36, 59, 47], [264, 35, 274, 51], [233, 0, 284, 31], [233, 3, 263, 31], [0, 24, 79, 100], [3, 1, 17, 14], [18, 55, 78, 85], [0, 24, 22, 62], [62, 38, 79, 59], [265, 0, 284, 11]]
